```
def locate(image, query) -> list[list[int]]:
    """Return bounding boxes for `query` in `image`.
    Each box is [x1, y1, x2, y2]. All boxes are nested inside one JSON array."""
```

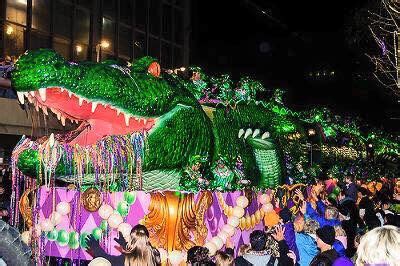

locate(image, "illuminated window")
[[6, 0, 27, 26]]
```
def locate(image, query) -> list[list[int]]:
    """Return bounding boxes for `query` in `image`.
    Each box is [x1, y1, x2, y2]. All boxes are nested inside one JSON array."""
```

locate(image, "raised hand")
[[295, 189, 304, 201], [287, 250, 297, 263], [272, 225, 285, 242], [85, 234, 100, 250], [114, 231, 128, 248]]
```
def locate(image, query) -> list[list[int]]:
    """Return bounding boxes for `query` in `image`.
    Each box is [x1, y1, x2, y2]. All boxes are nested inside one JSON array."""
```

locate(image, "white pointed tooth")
[[60, 88, 65, 92], [261, 132, 270, 140], [91, 102, 98, 113], [124, 113, 130, 126], [42, 106, 48, 115], [238, 129, 245, 138], [29, 91, 35, 97], [38, 88, 46, 101], [27, 97, 33, 103], [49, 133, 55, 148], [23, 92, 29, 97], [56, 112, 61, 120], [78, 97, 84, 106], [143, 119, 147, 125], [68, 91, 73, 98], [61, 116, 66, 126], [17, 92, 25, 104], [75, 119, 79, 124], [252, 129, 260, 138], [244, 128, 253, 139], [116, 109, 121, 116]]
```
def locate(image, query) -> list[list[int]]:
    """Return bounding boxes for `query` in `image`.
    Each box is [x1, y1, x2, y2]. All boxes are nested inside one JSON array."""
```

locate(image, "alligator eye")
[[148, 62, 160, 78]]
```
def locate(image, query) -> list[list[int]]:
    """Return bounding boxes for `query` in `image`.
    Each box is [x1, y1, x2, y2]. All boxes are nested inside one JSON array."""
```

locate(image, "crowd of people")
[[0, 166, 11, 223], [84, 175, 399, 266]]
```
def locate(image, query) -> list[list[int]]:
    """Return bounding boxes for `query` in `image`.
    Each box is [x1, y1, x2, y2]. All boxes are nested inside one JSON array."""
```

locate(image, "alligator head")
[[12, 49, 212, 188]]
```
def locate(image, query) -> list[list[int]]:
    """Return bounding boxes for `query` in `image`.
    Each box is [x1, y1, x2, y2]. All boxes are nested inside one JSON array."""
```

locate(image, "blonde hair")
[[304, 219, 319, 235], [334, 225, 347, 237], [124, 225, 160, 266], [356, 225, 400, 266], [294, 214, 305, 232], [238, 244, 250, 257], [215, 251, 234, 266]]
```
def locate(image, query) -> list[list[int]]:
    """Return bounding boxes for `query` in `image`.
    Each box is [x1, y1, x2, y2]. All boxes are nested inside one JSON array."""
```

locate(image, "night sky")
[[191, 0, 400, 133]]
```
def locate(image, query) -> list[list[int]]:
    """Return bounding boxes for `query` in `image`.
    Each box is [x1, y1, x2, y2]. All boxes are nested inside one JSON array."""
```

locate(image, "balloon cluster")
[[204, 195, 249, 256]]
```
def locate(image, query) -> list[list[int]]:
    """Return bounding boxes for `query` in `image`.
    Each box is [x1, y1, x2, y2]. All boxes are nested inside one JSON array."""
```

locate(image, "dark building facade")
[[0, 0, 190, 167], [0, 0, 190, 68]]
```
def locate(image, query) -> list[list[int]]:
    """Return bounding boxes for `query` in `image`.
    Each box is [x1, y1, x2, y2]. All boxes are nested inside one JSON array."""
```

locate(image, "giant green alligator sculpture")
[[12, 49, 299, 191]]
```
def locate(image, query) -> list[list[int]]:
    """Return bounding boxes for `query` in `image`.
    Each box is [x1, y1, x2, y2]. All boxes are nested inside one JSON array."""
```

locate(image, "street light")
[[6, 25, 13, 35], [96, 40, 110, 62]]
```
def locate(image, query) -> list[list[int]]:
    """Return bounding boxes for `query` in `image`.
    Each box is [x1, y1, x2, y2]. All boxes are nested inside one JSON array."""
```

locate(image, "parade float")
[[6, 49, 399, 264]]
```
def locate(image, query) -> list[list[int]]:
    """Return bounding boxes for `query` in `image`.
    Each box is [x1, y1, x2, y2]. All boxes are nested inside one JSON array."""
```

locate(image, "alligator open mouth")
[[16, 87, 156, 146]]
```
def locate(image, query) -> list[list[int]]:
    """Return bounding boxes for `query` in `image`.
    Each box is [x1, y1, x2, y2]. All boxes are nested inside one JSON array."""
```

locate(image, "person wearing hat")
[[310, 225, 339, 266]]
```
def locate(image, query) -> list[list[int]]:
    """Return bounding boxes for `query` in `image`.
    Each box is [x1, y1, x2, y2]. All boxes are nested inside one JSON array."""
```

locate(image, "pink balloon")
[[262, 203, 274, 213]]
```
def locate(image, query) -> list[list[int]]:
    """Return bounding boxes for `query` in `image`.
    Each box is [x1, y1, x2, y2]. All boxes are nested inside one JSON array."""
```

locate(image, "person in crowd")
[[214, 250, 234, 266], [356, 225, 400, 266], [187, 246, 215, 266], [294, 213, 318, 266], [235, 225, 294, 266], [343, 175, 358, 202], [310, 225, 339, 266], [296, 188, 341, 228], [86, 224, 160, 266], [337, 206, 357, 258], [238, 244, 250, 257], [278, 207, 299, 260]]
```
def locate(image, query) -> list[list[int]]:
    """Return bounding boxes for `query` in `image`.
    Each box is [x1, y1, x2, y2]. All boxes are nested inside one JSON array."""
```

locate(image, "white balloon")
[[211, 236, 224, 250], [262, 203, 274, 213], [40, 218, 54, 232], [259, 194, 271, 205], [204, 241, 218, 256], [168, 250, 184, 266], [222, 224, 235, 237], [218, 230, 229, 242], [56, 201, 70, 216], [117, 223, 132, 238], [158, 248, 168, 263], [227, 216, 240, 227], [232, 206, 245, 218], [108, 213, 123, 228], [49, 211, 62, 225], [98, 204, 114, 220], [236, 196, 249, 208], [21, 231, 31, 245]]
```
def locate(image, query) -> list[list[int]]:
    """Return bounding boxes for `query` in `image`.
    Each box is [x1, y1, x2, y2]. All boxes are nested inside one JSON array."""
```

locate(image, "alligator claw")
[[261, 132, 270, 139], [252, 129, 260, 138]]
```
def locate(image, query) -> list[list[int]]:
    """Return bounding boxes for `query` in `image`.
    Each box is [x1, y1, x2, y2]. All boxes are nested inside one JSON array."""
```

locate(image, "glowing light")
[[308, 129, 316, 136], [75, 45, 82, 53], [180, 67, 186, 72], [6, 25, 14, 35], [100, 40, 110, 49]]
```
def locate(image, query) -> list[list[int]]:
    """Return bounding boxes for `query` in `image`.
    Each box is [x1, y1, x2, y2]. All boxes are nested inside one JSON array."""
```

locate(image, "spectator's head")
[[338, 206, 350, 221], [366, 216, 382, 230], [345, 175, 355, 184], [356, 225, 400, 266], [310, 255, 332, 266], [354, 234, 361, 249], [249, 230, 267, 252], [325, 206, 339, 220], [358, 187, 370, 199], [304, 219, 319, 236], [124, 224, 160, 266], [316, 225, 336, 251], [187, 246, 212, 265], [294, 214, 305, 232], [238, 244, 250, 257], [381, 199, 391, 210], [214, 251, 233, 266], [385, 214, 400, 226], [279, 207, 292, 224]]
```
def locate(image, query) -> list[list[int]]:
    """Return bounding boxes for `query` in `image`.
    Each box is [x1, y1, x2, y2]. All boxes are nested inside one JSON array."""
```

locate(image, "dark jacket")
[[235, 240, 294, 266], [345, 183, 357, 202], [310, 249, 339, 266]]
